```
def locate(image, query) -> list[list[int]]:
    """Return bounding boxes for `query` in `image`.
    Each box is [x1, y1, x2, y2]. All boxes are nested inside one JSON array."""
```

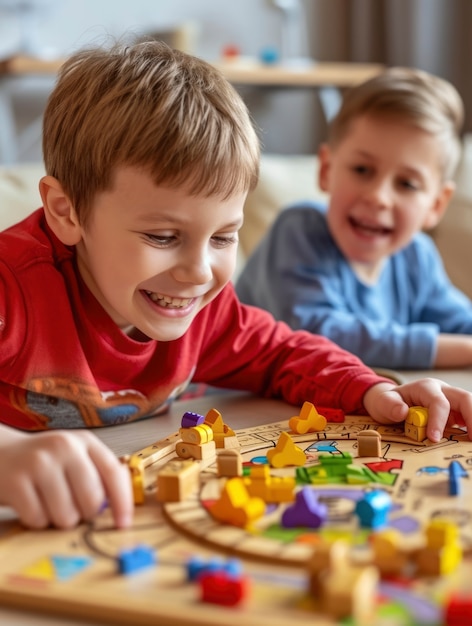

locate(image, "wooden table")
[[0, 55, 383, 164], [0, 367, 470, 624]]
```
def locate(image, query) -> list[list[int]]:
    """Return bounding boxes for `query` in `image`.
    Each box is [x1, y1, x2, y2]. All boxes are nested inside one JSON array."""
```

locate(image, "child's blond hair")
[[43, 40, 260, 226], [328, 67, 464, 181]]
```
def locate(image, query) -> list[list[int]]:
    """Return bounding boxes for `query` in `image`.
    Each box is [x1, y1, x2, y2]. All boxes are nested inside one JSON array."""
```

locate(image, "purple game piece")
[[181, 411, 205, 428], [281, 487, 327, 529]]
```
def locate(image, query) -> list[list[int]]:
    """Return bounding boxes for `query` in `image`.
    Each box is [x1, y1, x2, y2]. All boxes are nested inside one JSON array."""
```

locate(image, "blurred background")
[[0, 0, 471, 163]]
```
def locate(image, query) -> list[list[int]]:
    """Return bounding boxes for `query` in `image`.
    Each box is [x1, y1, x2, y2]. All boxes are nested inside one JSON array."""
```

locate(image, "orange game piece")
[[209, 477, 265, 527], [288, 401, 327, 434]]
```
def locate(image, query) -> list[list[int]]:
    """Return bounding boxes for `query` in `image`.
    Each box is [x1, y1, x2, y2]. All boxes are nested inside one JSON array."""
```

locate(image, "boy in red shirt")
[[0, 41, 469, 530]]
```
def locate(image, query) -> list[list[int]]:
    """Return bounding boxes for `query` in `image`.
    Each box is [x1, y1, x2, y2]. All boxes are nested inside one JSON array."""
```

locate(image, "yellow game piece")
[[244, 465, 295, 502], [209, 477, 265, 527], [288, 401, 327, 434], [179, 423, 214, 444], [266, 431, 306, 468], [120, 454, 145, 505], [415, 519, 462, 576], [405, 406, 428, 442]]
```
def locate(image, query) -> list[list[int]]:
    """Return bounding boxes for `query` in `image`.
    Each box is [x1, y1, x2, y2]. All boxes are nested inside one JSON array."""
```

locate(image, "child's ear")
[[39, 176, 83, 245], [317, 143, 332, 192], [422, 181, 456, 230]]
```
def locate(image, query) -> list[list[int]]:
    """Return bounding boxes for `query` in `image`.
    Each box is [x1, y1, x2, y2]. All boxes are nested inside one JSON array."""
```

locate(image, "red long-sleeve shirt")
[[0, 210, 386, 430]]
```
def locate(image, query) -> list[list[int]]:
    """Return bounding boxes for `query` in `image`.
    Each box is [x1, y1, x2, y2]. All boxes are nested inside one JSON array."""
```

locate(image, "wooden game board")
[[0, 414, 471, 626]]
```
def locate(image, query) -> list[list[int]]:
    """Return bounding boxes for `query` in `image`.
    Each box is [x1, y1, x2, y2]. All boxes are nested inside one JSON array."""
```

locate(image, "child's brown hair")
[[43, 40, 260, 226], [328, 66, 464, 181]]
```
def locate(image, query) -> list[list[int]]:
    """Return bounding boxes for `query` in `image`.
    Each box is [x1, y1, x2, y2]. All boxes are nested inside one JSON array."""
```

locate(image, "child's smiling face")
[[319, 114, 454, 282], [73, 166, 245, 340]]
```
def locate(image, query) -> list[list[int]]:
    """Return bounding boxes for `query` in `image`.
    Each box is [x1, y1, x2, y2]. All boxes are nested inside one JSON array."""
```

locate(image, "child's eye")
[[211, 235, 238, 248], [144, 234, 177, 246], [398, 179, 419, 191], [352, 164, 371, 176]]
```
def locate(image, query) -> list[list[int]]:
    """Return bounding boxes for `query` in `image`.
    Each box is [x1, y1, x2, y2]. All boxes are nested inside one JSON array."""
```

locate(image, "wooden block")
[[131, 431, 181, 468], [175, 440, 216, 461], [371, 529, 408, 577], [321, 564, 378, 623], [217, 449, 243, 477], [156, 458, 200, 503], [221, 435, 240, 449], [357, 429, 381, 457]]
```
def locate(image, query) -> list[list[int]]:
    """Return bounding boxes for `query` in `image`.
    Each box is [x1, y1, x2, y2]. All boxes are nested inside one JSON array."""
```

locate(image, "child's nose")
[[173, 249, 213, 284], [363, 179, 392, 209]]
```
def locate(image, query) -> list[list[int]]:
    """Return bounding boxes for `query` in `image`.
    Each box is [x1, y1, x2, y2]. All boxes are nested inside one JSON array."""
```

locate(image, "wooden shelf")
[[213, 58, 384, 88], [1, 55, 384, 88]]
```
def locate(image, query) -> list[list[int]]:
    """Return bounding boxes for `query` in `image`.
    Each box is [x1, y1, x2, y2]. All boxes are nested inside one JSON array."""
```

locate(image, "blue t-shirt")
[[236, 202, 472, 369]]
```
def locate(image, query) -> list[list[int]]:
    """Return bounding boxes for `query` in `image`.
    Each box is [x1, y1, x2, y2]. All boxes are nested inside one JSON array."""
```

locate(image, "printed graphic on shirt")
[[10, 374, 193, 429]]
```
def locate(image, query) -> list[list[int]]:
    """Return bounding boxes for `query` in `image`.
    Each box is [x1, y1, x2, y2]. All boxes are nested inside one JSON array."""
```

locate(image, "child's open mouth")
[[349, 216, 393, 236], [144, 291, 193, 309]]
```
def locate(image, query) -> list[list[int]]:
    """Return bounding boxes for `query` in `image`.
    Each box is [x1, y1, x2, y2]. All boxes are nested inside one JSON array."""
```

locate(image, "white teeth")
[[145, 291, 192, 308]]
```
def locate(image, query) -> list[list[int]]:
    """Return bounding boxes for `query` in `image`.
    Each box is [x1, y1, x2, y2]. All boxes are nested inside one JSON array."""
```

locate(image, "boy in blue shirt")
[[237, 67, 472, 369]]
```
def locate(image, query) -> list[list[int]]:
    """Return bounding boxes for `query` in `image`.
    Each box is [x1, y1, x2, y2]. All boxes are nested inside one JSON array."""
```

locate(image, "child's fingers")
[[7, 478, 49, 529], [441, 387, 472, 439], [88, 439, 134, 528], [65, 456, 107, 523], [448, 409, 466, 428], [37, 467, 82, 529], [392, 379, 472, 442]]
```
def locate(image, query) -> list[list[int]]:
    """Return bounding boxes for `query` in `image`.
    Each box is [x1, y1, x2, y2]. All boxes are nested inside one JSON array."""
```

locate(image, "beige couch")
[[1, 148, 472, 299]]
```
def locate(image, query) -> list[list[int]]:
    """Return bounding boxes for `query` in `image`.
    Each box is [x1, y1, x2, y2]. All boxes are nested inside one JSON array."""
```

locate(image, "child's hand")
[[363, 378, 472, 443], [0, 426, 133, 529]]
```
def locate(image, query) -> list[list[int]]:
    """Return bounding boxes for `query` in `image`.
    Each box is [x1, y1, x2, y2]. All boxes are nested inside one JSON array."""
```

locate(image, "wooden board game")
[[0, 412, 471, 625]]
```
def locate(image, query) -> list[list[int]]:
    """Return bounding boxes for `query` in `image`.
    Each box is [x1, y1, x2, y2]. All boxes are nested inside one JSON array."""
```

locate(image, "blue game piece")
[[117, 544, 156, 575], [186, 555, 205, 581], [186, 556, 223, 581], [448, 460, 468, 496], [354, 489, 391, 529], [224, 558, 242, 578]]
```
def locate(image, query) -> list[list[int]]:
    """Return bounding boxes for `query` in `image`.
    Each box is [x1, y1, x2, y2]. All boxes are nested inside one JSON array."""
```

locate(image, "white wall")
[[2, 0, 299, 61], [0, 0, 321, 162]]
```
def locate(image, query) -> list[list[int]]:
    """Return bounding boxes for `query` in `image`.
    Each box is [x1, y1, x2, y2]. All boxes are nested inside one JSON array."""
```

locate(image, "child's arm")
[[435, 334, 472, 367], [363, 378, 472, 443], [237, 206, 472, 369], [0, 424, 133, 529]]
